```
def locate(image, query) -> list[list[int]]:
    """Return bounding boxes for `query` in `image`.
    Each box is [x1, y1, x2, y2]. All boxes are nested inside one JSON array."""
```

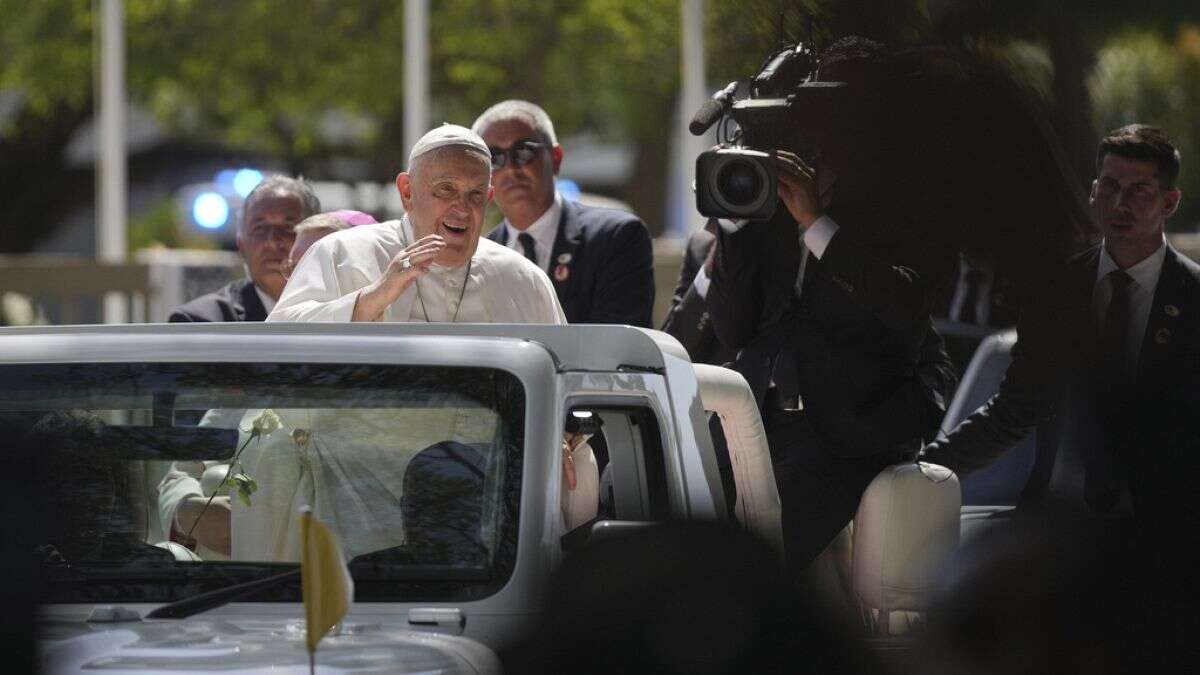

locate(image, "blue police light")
[[192, 192, 230, 229], [555, 178, 581, 202], [214, 169, 238, 191], [233, 168, 264, 198]]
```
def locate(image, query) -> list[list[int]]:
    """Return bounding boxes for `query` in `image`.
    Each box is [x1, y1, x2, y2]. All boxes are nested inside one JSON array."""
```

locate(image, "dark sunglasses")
[[489, 140, 546, 170]]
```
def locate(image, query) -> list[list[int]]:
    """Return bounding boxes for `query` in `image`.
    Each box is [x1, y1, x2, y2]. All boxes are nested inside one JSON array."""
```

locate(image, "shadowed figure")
[[915, 510, 1166, 674], [400, 441, 488, 567], [505, 521, 880, 674]]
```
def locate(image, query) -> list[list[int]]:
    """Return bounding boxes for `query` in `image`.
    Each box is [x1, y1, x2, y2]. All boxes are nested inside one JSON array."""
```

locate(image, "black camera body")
[[692, 43, 849, 220]]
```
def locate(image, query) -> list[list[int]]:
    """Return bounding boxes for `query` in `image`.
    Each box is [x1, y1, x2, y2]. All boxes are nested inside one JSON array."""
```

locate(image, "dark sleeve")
[[815, 227, 944, 332], [706, 224, 767, 350], [920, 303, 1056, 475], [587, 218, 655, 327], [663, 234, 705, 321], [806, 322, 957, 457], [915, 319, 958, 434], [168, 309, 201, 323], [661, 231, 718, 361]]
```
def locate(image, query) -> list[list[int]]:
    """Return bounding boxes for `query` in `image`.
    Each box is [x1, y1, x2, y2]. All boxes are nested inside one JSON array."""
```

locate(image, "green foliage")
[[1088, 27, 1200, 228], [127, 197, 216, 252]]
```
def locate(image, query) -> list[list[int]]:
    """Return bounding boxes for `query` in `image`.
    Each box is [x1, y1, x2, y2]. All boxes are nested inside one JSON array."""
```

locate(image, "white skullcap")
[[408, 123, 491, 167]]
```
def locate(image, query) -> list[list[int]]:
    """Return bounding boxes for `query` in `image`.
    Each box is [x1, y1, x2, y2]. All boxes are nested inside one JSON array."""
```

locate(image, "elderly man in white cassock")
[[161, 126, 588, 563], [268, 124, 565, 324]]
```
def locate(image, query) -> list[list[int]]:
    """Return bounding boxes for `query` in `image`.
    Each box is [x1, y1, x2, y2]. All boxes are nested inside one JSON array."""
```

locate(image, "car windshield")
[[2, 362, 524, 604]]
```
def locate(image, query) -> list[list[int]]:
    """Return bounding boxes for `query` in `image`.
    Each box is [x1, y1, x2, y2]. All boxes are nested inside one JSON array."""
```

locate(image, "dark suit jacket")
[[926, 245, 1200, 512], [660, 226, 738, 366], [487, 200, 654, 327], [708, 209, 956, 459], [168, 278, 269, 323]]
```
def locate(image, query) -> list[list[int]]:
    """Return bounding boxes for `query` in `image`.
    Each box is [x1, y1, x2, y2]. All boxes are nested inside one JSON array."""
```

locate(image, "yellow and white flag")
[[300, 507, 354, 656]]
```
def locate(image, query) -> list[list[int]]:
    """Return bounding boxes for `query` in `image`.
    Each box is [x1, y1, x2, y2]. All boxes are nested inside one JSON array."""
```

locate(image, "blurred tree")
[[1089, 27, 1200, 229], [127, 197, 215, 252], [3, 0, 1200, 253]]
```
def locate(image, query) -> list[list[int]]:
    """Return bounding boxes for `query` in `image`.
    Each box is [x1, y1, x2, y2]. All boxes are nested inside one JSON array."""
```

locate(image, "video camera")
[[692, 43, 849, 220]]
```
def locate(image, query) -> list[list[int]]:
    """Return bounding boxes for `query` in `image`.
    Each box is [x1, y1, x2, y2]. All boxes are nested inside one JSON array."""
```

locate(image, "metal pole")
[[404, 0, 430, 164], [97, 0, 128, 323], [679, 0, 707, 235]]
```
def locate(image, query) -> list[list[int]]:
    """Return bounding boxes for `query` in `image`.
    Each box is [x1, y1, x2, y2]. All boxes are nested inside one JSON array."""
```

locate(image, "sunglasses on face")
[[489, 140, 546, 170]]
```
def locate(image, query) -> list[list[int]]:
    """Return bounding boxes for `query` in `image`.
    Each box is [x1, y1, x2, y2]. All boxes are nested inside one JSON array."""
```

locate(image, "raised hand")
[[775, 150, 823, 229], [351, 234, 446, 321]]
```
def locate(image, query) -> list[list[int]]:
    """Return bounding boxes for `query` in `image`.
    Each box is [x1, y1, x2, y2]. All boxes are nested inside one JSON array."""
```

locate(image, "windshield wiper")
[[145, 568, 299, 619]]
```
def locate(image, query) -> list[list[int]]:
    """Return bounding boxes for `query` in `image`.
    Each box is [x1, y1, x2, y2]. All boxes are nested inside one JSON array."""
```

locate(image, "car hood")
[[40, 615, 499, 675]]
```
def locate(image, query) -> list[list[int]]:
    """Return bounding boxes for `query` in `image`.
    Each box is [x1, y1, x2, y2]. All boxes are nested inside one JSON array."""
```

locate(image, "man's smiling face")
[[396, 147, 492, 268]]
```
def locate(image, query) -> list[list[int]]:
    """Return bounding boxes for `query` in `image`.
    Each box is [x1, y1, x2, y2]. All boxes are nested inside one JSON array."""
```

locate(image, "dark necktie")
[[1099, 270, 1136, 382], [517, 232, 538, 267], [1086, 269, 1136, 512], [958, 269, 985, 325]]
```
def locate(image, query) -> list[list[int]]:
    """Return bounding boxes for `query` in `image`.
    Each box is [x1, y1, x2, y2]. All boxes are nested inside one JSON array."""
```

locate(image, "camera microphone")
[[688, 81, 738, 136]]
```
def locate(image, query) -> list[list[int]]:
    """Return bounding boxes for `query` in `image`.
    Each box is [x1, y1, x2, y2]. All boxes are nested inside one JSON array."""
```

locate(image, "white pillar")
[[97, 0, 128, 323], [404, 0, 430, 163], [677, 0, 707, 236]]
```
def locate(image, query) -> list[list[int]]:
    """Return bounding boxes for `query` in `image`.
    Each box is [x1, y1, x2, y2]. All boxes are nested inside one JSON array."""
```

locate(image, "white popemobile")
[[3, 322, 961, 673]]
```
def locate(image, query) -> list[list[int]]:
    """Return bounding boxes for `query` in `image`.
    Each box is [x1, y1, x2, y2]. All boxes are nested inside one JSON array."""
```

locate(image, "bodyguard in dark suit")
[[169, 175, 320, 323], [474, 101, 654, 327], [923, 125, 1200, 609]]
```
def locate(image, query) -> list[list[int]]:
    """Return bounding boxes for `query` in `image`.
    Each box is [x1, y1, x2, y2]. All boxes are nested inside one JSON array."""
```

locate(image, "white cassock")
[[267, 217, 566, 324], [213, 217, 564, 562]]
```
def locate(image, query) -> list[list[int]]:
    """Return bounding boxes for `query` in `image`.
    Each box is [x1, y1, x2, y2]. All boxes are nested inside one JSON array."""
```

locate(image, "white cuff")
[[803, 215, 839, 259], [717, 218, 750, 234], [693, 265, 711, 300]]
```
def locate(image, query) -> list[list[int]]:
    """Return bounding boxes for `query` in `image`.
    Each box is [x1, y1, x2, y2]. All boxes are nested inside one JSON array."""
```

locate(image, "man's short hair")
[[817, 35, 889, 84], [1097, 124, 1181, 189], [293, 213, 348, 237], [241, 174, 321, 230], [471, 100, 558, 146]]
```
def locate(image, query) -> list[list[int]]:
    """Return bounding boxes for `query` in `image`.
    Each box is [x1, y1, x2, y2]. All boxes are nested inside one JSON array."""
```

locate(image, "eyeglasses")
[[488, 140, 546, 170]]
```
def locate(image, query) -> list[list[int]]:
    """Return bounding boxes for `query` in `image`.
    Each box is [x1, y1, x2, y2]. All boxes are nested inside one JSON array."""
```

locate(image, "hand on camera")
[[775, 150, 823, 229]]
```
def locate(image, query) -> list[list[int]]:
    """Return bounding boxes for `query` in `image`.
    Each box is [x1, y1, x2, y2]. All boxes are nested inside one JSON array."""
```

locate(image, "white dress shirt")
[[1091, 236, 1167, 369], [254, 285, 276, 315], [502, 192, 563, 271], [268, 217, 566, 325], [698, 215, 839, 300]]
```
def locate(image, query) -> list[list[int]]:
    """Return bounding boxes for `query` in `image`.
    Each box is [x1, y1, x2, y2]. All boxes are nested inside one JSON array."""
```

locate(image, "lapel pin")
[[554, 264, 570, 282], [1155, 327, 1171, 344], [1165, 304, 1180, 317], [557, 252, 572, 265]]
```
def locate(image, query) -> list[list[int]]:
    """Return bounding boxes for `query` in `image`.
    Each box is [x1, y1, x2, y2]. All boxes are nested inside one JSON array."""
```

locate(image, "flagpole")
[[309, 650, 315, 675]]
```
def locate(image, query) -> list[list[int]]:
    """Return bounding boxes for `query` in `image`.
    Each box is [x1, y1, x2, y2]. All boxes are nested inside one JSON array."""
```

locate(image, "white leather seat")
[[852, 462, 960, 635], [693, 364, 783, 553]]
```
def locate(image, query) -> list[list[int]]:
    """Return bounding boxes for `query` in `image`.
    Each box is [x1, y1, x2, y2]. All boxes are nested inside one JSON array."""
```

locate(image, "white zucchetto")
[[408, 123, 491, 167]]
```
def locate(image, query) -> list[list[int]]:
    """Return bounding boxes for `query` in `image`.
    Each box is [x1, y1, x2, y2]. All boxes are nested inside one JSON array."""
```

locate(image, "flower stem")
[[182, 430, 257, 544]]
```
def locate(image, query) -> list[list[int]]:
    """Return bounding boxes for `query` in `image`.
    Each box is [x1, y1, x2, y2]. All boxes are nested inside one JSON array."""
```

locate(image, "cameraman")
[[706, 37, 955, 572]]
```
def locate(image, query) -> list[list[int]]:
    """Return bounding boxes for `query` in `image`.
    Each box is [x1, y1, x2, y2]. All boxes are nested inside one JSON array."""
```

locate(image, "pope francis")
[[267, 124, 565, 324]]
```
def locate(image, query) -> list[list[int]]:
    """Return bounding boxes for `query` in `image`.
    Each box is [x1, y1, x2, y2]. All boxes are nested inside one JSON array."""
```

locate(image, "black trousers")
[[764, 408, 908, 574]]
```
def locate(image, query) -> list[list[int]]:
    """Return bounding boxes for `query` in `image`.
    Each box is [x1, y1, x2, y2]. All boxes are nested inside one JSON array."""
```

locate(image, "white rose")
[[243, 409, 282, 437]]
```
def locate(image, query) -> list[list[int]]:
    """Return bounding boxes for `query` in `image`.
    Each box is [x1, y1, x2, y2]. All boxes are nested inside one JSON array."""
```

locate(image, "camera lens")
[[716, 161, 763, 206]]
